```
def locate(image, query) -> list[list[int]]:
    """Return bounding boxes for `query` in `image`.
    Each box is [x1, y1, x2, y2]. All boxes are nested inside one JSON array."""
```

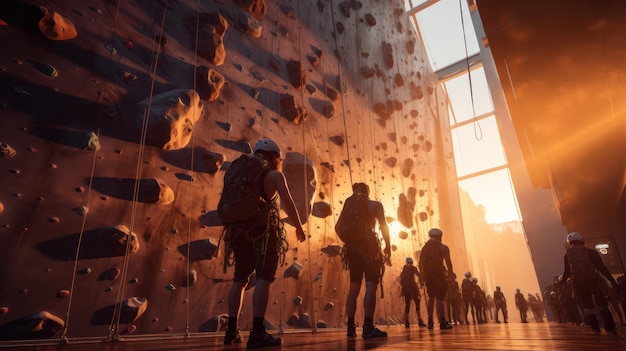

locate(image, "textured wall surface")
[[0, 0, 463, 340]]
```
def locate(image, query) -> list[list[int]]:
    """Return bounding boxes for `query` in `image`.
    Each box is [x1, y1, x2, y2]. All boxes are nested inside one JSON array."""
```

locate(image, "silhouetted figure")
[[559, 278, 582, 324], [400, 257, 427, 328], [561, 232, 618, 334], [224, 139, 307, 348], [471, 277, 487, 323], [514, 289, 529, 323], [336, 183, 391, 339], [419, 228, 455, 330], [547, 290, 566, 323], [446, 273, 463, 325], [493, 286, 508, 323], [528, 293, 543, 322], [461, 272, 476, 324], [485, 294, 495, 321]]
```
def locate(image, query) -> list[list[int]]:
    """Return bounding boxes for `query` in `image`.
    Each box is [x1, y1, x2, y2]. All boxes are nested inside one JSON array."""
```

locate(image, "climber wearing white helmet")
[[562, 231, 618, 334], [224, 138, 306, 348]]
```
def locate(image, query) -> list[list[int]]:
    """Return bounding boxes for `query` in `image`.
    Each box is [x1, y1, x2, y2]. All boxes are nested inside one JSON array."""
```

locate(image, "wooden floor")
[[3, 322, 625, 350]]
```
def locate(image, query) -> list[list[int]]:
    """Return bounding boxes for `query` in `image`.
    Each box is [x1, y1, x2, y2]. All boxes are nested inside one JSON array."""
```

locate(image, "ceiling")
[[476, 0, 626, 234]]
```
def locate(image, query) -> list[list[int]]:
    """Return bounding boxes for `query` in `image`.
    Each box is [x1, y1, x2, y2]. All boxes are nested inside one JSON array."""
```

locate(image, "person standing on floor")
[[514, 288, 529, 323], [336, 182, 392, 338], [418, 228, 455, 330], [561, 231, 618, 334], [222, 139, 307, 349], [400, 257, 427, 328], [446, 273, 463, 325], [461, 272, 476, 324], [493, 286, 508, 323]]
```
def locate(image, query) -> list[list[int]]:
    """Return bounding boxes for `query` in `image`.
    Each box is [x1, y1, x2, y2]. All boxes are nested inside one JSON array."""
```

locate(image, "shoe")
[[504, 320, 508, 323], [418, 320, 427, 327], [440, 322, 453, 330], [224, 328, 242, 345], [362, 326, 387, 338], [347, 322, 356, 337], [246, 329, 282, 349], [405, 320, 409, 329], [427, 320, 434, 330], [496, 320, 501, 323]]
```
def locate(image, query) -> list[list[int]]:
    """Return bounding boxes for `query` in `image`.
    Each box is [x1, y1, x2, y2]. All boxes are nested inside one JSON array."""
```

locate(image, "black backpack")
[[217, 153, 270, 225], [400, 265, 416, 286], [337, 192, 371, 245], [419, 239, 444, 275]]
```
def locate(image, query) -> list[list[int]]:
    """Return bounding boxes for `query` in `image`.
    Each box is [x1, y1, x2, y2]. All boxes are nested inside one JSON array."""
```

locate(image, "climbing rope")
[[106, 0, 171, 340]]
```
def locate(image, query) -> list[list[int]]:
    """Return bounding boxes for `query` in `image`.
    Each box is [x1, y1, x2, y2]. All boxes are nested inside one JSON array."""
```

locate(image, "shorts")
[[347, 246, 382, 283], [424, 274, 448, 299], [231, 225, 279, 283]]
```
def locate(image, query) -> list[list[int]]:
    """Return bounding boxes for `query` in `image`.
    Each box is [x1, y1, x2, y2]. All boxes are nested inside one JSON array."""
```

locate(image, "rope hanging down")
[[458, 0, 483, 141]]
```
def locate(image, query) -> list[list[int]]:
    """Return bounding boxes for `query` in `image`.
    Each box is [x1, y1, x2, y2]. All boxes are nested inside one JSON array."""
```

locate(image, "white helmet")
[[254, 138, 282, 157], [567, 232, 583, 244], [428, 228, 443, 237]]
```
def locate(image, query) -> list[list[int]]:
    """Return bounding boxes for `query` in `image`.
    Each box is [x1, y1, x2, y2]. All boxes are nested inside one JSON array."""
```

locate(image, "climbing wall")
[[0, 0, 462, 340]]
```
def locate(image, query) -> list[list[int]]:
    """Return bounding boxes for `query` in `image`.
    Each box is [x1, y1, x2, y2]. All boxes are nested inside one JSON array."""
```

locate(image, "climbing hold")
[[0, 143, 16, 157], [293, 296, 303, 306]]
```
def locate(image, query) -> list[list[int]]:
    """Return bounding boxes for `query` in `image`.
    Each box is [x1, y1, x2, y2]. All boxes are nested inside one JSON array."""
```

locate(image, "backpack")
[[566, 246, 598, 281], [400, 265, 416, 286], [337, 192, 371, 245], [419, 239, 444, 275], [217, 153, 270, 225]]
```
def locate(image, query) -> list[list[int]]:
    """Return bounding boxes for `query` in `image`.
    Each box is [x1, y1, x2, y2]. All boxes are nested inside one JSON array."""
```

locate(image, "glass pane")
[[446, 67, 494, 124], [451, 116, 506, 176], [458, 169, 521, 224], [415, 0, 480, 71]]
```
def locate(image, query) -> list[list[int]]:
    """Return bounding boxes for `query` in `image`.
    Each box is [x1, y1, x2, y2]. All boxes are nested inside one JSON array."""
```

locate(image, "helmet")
[[516, 288, 520, 293], [464, 272, 471, 278], [254, 138, 282, 158], [406, 257, 413, 264], [567, 232, 583, 244], [428, 228, 443, 237], [471, 277, 478, 283]]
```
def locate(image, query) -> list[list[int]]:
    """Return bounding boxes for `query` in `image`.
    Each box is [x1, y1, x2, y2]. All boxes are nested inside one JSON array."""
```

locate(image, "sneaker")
[[224, 328, 242, 345], [246, 329, 282, 349], [418, 320, 427, 327], [440, 322, 453, 330], [362, 326, 387, 338], [347, 322, 356, 337]]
